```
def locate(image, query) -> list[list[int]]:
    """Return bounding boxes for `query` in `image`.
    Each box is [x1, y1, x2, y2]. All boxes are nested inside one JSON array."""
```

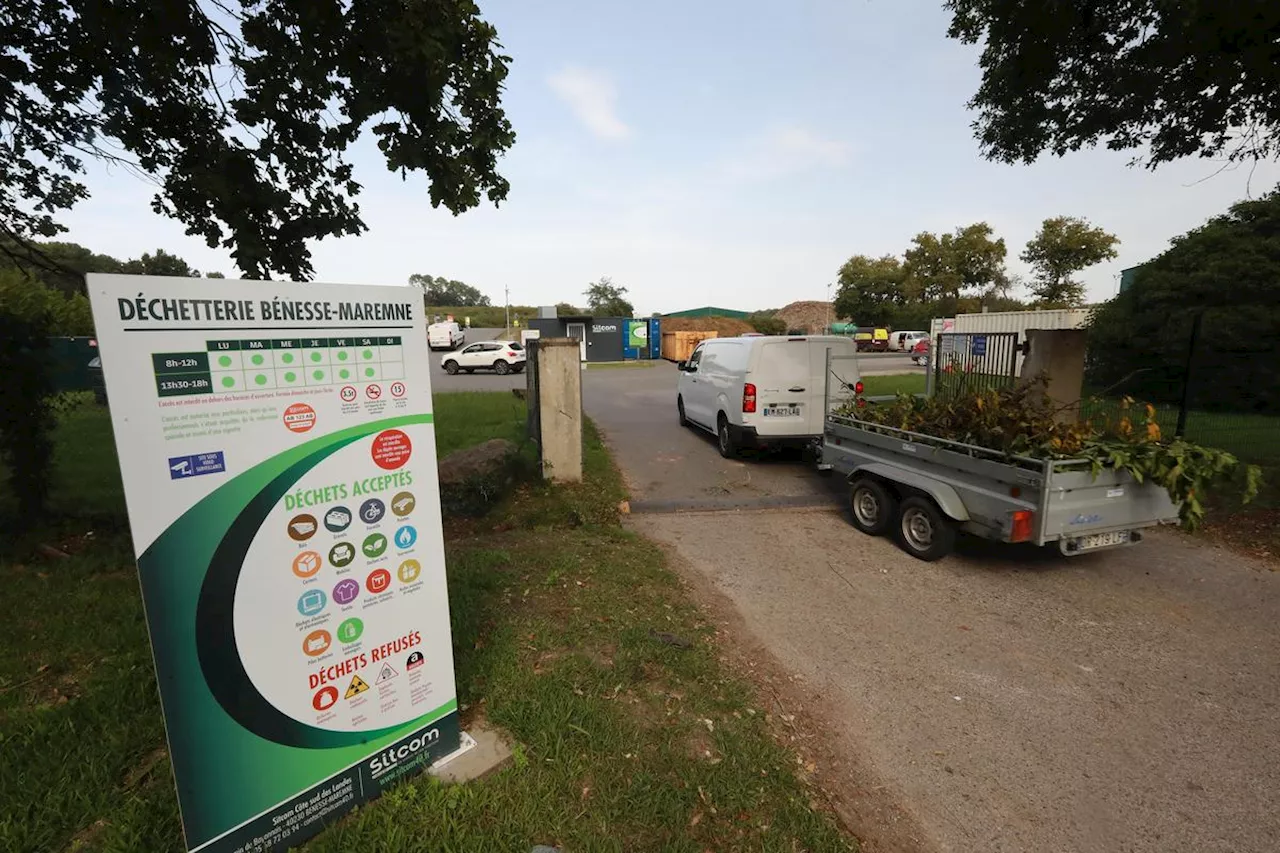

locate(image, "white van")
[[890, 330, 928, 352], [427, 321, 465, 351], [676, 335, 860, 456]]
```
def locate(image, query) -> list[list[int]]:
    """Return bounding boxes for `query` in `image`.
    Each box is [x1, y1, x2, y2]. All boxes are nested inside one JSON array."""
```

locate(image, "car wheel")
[[896, 496, 956, 561], [677, 395, 688, 427], [849, 478, 896, 536], [444, 360, 459, 375], [493, 360, 510, 375], [716, 413, 737, 458]]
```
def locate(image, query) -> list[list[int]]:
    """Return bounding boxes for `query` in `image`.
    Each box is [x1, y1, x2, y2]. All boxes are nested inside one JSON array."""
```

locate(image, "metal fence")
[[930, 331, 1020, 398], [1082, 311, 1279, 466]]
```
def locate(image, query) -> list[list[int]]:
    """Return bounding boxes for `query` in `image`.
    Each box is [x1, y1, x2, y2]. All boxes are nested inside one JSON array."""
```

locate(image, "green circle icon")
[[313, 370, 324, 381], [282, 352, 295, 364], [254, 374, 268, 386], [364, 367, 375, 378], [251, 353, 264, 366], [218, 355, 232, 367], [339, 368, 350, 379], [221, 376, 235, 388], [362, 533, 388, 558], [337, 351, 349, 361], [362, 349, 374, 360], [284, 371, 297, 383], [337, 617, 364, 644], [311, 352, 322, 362]]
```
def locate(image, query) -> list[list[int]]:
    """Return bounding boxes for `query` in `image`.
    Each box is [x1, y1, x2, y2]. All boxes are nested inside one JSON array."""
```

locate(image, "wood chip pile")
[[772, 301, 848, 334]]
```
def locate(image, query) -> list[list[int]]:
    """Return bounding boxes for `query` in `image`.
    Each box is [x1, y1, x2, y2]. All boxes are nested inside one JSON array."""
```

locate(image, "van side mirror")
[[676, 360, 687, 371]]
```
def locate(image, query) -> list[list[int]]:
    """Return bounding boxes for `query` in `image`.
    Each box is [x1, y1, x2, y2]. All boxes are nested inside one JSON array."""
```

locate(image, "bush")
[[747, 312, 786, 335], [425, 304, 536, 328], [0, 308, 58, 519]]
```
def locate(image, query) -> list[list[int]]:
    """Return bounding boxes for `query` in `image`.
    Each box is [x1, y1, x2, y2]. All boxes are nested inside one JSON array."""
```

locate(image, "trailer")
[[821, 354, 1179, 560]]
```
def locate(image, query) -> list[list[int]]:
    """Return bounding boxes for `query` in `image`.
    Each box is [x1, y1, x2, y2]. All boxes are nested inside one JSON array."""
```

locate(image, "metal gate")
[[931, 331, 1020, 397]]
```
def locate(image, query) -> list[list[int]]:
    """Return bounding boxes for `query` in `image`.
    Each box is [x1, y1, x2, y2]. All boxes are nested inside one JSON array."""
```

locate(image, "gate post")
[[535, 338, 583, 482], [1019, 329, 1087, 422]]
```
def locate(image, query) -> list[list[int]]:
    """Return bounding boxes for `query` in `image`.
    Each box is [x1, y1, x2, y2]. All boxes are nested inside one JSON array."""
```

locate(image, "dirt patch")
[[1200, 507, 1280, 567], [633, 520, 935, 853], [773, 301, 848, 334], [660, 316, 754, 335], [123, 746, 169, 789], [66, 818, 109, 852]]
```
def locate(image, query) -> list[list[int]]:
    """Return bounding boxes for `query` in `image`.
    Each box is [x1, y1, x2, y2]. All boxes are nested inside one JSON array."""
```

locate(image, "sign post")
[[87, 275, 463, 853]]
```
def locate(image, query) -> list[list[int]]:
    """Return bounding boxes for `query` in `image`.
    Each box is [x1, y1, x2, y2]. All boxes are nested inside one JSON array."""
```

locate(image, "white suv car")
[[442, 341, 526, 375]]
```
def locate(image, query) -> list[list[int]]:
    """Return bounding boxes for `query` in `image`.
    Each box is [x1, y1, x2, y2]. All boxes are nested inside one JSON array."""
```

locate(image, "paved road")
[[583, 364, 1280, 853]]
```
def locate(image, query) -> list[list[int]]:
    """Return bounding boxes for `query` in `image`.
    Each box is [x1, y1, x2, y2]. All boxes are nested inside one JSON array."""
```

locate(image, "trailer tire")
[[896, 496, 956, 561], [849, 478, 895, 536]]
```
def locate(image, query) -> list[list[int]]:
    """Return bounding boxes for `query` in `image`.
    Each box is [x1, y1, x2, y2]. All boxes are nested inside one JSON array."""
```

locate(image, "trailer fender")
[[850, 463, 970, 521]]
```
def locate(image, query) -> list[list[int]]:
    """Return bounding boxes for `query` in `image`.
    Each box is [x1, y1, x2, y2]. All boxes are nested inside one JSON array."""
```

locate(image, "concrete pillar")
[[535, 338, 583, 482], [1019, 328, 1087, 422]]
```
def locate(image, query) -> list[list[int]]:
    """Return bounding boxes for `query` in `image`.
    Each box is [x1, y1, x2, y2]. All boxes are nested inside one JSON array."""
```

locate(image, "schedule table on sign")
[[151, 336, 404, 397]]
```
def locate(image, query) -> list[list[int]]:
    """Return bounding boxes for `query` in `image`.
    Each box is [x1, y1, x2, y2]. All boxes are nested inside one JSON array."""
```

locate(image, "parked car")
[[854, 327, 890, 352], [428, 321, 465, 351], [891, 330, 929, 352], [675, 335, 859, 457], [910, 337, 930, 365], [442, 341, 525, 375]]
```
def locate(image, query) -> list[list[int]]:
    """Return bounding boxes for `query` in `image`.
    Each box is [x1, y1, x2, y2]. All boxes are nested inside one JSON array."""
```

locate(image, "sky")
[[57, 0, 1280, 315]]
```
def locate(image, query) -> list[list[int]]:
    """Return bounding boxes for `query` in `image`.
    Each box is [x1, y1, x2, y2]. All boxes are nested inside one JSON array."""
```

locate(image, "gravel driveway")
[[584, 364, 1280, 853]]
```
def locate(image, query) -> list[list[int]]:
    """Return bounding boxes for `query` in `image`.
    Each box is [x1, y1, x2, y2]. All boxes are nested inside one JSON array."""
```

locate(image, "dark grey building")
[[528, 315, 660, 362]]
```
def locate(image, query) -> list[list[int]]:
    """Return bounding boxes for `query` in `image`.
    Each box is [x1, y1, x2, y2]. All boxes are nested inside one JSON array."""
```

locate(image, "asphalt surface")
[[582, 363, 1280, 853]]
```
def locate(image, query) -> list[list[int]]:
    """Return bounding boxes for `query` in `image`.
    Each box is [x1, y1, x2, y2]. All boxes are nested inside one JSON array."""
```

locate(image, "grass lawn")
[[859, 373, 926, 397], [0, 395, 852, 852]]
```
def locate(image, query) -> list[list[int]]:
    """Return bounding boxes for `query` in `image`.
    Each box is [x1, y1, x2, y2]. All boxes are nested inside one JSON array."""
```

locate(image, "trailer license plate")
[[765, 407, 800, 417], [1080, 530, 1130, 550]]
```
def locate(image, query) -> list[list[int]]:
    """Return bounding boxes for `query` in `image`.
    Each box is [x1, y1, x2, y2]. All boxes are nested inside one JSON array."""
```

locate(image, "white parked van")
[[427, 321, 465, 351], [676, 335, 860, 456]]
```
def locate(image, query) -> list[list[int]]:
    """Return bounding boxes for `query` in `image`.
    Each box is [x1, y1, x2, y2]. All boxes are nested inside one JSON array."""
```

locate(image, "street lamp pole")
[[826, 283, 832, 333], [505, 284, 511, 332]]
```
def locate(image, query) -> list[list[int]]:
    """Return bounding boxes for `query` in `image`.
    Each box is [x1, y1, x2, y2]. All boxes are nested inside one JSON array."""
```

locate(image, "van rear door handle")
[[788, 386, 806, 392]]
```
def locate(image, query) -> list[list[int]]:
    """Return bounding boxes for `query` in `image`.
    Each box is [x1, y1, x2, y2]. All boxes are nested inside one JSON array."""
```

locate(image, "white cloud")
[[547, 67, 630, 140], [721, 124, 851, 181]]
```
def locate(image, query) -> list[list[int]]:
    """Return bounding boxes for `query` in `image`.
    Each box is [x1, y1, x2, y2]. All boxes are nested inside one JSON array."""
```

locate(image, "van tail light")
[[854, 381, 864, 394], [743, 383, 757, 413], [1010, 510, 1034, 543]]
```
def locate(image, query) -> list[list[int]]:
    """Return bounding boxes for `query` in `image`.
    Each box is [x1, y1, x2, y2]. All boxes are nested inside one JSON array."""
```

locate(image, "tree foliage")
[[0, 283, 58, 519], [584, 277, 634, 316], [1021, 217, 1119, 307], [834, 255, 906, 323], [747, 311, 786, 335], [0, 238, 205, 298], [1088, 189, 1280, 413], [945, 1, 1280, 167], [0, 270, 95, 336], [903, 223, 1008, 307], [2, 0, 515, 279], [410, 274, 492, 307]]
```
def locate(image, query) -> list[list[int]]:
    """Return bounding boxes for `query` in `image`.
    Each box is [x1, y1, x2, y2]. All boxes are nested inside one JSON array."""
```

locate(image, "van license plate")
[[1080, 530, 1129, 550], [765, 407, 800, 417]]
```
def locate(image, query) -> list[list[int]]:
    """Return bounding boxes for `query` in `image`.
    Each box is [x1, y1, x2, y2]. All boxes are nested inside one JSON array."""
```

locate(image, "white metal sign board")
[[86, 275, 458, 853]]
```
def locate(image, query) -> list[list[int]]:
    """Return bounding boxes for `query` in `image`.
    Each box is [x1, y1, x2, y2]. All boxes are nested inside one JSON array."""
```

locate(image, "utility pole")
[[505, 284, 511, 332], [826, 283, 832, 333]]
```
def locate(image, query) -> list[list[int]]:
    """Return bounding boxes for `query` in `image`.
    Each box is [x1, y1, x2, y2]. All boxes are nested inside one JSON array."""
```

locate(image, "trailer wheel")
[[896, 496, 956, 561], [849, 478, 895, 536]]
